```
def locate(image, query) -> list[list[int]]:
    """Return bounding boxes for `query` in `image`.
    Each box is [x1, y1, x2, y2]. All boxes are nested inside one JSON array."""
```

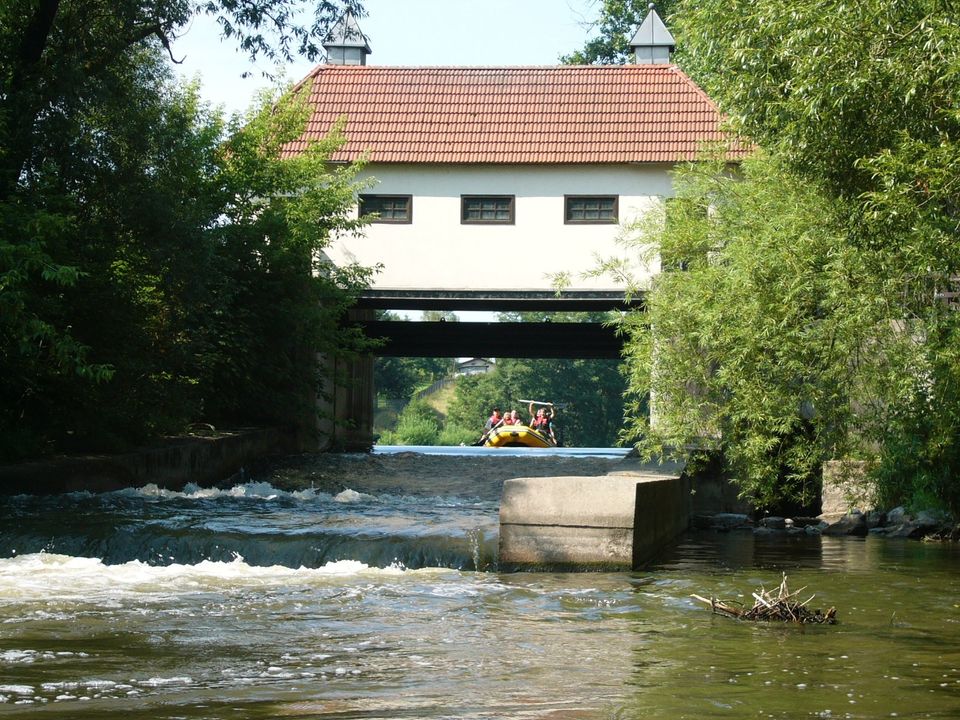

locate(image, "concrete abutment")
[[498, 462, 690, 571]]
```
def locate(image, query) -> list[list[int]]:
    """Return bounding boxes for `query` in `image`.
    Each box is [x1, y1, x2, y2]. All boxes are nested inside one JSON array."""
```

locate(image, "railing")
[[414, 376, 454, 400]]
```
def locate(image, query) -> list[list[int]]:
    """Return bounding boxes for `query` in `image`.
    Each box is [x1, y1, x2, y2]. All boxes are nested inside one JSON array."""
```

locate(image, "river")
[[0, 449, 958, 719]]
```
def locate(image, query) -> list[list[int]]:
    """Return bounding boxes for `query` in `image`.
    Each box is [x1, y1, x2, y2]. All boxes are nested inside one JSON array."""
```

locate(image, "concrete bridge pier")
[[330, 351, 375, 451], [315, 310, 376, 452], [498, 461, 689, 570]]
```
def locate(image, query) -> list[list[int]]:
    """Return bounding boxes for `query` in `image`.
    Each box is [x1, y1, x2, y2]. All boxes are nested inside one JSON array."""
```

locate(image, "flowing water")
[[0, 450, 958, 719]]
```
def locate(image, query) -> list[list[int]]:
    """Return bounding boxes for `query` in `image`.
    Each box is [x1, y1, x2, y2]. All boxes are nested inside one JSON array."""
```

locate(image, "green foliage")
[[562, 0, 680, 65], [372, 313, 453, 401], [374, 354, 451, 402], [0, 1, 365, 204], [437, 424, 479, 447], [421, 310, 459, 322], [613, 0, 960, 512], [445, 371, 503, 432], [446, 354, 627, 447], [385, 400, 441, 446], [674, 0, 960, 198], [202, 84, 373, 433], [0, 2, 373, 460], [622, 154, 858, 508]]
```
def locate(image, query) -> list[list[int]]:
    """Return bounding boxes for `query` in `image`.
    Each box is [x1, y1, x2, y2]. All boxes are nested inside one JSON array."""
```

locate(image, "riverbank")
[[693, 507, 960, 542]]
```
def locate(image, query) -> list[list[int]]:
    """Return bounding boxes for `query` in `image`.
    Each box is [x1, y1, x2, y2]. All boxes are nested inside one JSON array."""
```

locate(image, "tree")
[[0, 1, 373, 459], [373, 312, 453, 400], [677, 0, 960, 513], [1, 1, 364, 201], [621, 154, 859, 509], [674, 0, 960, 199], [446, 353, 627, 447], [421, 310, 459, 322], [378, 399, 441, 446], [200, 85, 373, 435], [561, 0, 679, 65], [490, 312, 628, 446], [613, 0, 960, 512], [374, 355, 452, 400]]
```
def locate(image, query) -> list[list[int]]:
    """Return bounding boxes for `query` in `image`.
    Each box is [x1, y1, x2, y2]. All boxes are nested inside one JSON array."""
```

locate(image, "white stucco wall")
[[327, 164, 673, 292]]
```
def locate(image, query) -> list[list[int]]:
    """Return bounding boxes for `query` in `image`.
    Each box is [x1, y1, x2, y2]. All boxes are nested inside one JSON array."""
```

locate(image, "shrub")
[[390, 400, 441, 445], [438, 425, 480, 446]]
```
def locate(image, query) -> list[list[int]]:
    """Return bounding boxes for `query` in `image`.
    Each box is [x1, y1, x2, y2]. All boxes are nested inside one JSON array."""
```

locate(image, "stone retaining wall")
[[820, 459, 876, 520], [0, 428, 293, 495]]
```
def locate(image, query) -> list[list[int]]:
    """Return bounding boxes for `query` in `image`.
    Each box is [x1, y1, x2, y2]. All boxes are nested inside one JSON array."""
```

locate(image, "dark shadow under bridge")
[[327, 289, 643, 449]]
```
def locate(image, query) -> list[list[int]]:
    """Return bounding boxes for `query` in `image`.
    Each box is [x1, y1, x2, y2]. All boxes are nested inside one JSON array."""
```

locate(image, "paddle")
[[475, 417, 505, 446], [518, 399, 566, 410]]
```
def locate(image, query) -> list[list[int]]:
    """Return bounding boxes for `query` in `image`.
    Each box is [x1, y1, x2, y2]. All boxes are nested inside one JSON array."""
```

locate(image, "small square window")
[[461, 195, 515, 224], [359, 195, 412, 223], [565, 195, 618, 224]]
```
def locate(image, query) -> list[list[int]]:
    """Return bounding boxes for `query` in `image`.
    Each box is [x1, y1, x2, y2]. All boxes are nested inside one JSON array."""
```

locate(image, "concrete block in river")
[[498, 473, 690, 570]]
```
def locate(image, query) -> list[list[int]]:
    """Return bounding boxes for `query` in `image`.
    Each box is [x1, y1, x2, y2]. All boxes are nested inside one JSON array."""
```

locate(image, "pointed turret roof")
[[629, 4, 675, 54], [323, 10, 372, 53]]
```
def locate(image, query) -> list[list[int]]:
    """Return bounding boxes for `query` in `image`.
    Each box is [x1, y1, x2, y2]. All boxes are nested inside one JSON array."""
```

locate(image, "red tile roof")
[[283, 65, 744, 164]]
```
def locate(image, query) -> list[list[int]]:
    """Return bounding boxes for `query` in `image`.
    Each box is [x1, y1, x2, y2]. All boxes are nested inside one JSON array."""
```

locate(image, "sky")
[[173, 0, 601, 117]]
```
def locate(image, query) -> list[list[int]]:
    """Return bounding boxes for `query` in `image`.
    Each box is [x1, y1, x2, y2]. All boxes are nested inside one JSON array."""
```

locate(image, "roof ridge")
[[310, 64, 679, 71]]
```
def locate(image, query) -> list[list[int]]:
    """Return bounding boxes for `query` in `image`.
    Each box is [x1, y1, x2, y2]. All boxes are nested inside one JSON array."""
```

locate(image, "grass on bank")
[[375, 378, 478, 446]]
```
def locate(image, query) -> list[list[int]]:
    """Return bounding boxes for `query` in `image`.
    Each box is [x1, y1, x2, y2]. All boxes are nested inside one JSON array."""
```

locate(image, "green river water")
[[0, 455, 957, 719]]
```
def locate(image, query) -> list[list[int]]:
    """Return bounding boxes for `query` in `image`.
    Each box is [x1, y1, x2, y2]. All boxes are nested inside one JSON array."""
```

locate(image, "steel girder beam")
[[356, 320, 623, 359], [353, 289, 644, 313]]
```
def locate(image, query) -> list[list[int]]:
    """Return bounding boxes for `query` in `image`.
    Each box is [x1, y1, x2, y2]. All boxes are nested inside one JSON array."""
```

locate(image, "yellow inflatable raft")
[[484, 424, 556, 448]]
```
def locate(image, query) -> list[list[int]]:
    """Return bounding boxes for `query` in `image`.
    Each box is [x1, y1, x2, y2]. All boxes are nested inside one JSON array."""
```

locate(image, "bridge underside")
[[327, 289, 642, 450], [353, 289, 642, 359], [354, 289, 643, 313], [359, 320, 622, 358]]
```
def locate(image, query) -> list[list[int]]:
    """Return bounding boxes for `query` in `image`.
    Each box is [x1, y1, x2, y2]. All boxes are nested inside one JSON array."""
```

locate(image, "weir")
[[498, 458, 688, 570]]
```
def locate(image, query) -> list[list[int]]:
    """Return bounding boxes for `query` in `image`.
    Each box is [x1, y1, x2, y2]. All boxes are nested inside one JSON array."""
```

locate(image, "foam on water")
[[0, 675, 212, 705], [126, 481, 321, 501], [116, 482, 485, 511], [0, 552, 430, 603], [333, 488, 378, 503], [0, 479, 499, 571], [0, 650, 88, 664], [120, 481, 390, 505]]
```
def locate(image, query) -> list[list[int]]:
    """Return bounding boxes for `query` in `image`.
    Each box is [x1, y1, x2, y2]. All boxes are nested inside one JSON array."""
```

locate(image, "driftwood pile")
[[692, 574, 837, 625]]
